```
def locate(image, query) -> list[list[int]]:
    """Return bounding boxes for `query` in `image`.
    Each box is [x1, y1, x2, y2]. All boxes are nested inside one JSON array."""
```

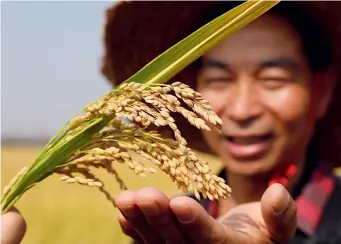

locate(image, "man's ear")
[[316, 68, 337, 118]]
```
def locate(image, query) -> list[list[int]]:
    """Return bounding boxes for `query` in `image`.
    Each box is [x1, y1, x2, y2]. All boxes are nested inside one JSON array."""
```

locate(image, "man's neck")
[[227, 173, 269, 206], [219, 158, 307, 214]]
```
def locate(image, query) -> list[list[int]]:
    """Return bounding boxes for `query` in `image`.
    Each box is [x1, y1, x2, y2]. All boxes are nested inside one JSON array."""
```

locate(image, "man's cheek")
[[200, 90, 225, 113], [284, 118, 310, 149], [202, 130, 220, 149]]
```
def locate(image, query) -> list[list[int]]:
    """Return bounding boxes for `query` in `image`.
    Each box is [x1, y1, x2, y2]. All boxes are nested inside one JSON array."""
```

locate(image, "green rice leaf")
[[1, 0, 280, 213]]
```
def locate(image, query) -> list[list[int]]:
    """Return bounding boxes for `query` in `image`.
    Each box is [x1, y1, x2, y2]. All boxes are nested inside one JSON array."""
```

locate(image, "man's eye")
[[261, 77, 289, 89], [202, 78, 233, 89], [259, 69, 292, 88]]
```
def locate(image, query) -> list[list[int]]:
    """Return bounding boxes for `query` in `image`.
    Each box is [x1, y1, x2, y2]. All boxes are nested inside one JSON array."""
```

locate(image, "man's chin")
[[223, 158, 275, 178]]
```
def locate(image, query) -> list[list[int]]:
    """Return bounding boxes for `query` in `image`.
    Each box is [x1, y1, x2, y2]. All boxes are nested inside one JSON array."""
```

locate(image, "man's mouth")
[[225, 133, 274, 145], [222, 132, 275, 160]]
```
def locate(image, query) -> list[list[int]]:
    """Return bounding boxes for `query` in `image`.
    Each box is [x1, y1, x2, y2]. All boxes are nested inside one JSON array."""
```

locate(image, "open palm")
[[116, 183, 297, 244]]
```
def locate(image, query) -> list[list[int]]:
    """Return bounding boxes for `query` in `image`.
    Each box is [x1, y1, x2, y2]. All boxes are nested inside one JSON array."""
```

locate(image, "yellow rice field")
[[1, 145, 221, 244]]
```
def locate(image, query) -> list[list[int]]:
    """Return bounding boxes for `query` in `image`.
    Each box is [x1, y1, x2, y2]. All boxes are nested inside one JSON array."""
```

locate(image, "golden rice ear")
[[2, 0, 280, 213], [54, 81, 230, 205]]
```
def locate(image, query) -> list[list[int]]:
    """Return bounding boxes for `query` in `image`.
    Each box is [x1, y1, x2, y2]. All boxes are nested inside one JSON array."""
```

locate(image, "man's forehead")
[[205, 14, 302, 55], [202, 35, 304, 70]]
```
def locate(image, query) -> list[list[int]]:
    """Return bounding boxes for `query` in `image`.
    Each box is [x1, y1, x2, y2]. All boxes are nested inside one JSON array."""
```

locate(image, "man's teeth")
[[229, 136, 268, 144]]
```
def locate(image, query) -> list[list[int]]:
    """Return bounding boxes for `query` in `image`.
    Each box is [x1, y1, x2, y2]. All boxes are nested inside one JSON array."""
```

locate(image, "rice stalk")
[[1, 0, 279, 213], [2, 82, 231, 210]]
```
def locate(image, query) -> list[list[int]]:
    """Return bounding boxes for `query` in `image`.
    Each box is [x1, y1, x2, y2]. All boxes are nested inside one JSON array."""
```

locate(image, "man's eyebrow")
[[199, 58, 299, 73], [200, 59, 229, 70], [260, 58, 298, 70]]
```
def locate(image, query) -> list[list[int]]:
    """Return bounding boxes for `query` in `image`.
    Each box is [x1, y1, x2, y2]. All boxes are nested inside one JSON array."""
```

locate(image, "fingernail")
[[118, 212, 125, 220], [272, 186, 290, 215], [137, 201, 161, 216], [172, 204, 194, 223], [120, 205, 140, 218]]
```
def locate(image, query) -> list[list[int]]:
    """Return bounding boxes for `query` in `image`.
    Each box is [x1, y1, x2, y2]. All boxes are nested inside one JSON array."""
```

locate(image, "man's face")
[[196, 14, 328, 177]]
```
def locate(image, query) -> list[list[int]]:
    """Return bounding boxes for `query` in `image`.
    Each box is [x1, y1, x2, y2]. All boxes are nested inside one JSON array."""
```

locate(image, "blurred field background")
[[1, 145, 221, 244]]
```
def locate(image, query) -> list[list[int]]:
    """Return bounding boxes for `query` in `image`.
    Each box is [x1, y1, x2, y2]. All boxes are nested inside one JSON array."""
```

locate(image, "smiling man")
[[101, 1, 341, 243], [195, 10, 328, 204]]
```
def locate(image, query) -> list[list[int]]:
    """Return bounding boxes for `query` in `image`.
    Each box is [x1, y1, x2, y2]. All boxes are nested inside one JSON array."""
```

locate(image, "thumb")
[[1, 207, 26, 244], [261, 183, 297, 243]]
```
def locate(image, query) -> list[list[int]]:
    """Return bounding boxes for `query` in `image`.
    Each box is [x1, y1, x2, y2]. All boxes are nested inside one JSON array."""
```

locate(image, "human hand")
[[1, 207, 26, 244], [115, 183, 296, 244]]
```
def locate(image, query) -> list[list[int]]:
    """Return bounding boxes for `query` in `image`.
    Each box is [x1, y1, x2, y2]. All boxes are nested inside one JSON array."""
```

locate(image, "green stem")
[[1, 0, 280, 213], [1, 117, 111, 212]]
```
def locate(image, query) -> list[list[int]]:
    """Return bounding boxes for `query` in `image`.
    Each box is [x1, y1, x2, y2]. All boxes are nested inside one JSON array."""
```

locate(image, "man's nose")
[[224, 80, 262, 127]]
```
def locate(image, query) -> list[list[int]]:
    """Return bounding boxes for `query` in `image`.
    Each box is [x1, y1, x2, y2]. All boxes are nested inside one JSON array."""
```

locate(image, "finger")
[[261, 183, 297, 243], [1, 207, 26, 244], [170, 196, 236, 244], [135, 187, 186, 244], [118, 213, 144, 244], [116, 190, 163, 244]]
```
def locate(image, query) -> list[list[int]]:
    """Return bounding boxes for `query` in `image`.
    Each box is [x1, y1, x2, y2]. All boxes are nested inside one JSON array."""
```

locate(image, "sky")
[[1, 1, 115, 140]]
